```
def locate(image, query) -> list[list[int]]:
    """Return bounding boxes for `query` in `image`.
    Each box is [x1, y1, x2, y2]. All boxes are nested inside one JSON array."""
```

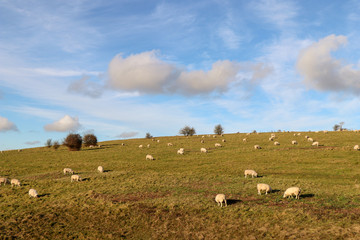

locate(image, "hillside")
[[1, 131, 360, 239]]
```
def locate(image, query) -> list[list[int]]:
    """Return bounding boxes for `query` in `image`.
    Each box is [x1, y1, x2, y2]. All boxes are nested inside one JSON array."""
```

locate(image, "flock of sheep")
[[1, 130, 359, 207]]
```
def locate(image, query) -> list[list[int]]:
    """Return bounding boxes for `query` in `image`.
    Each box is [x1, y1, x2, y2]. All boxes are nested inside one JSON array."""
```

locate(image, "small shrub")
[[83, 134, 98, 147], [63, 133, 82, 151], [45, 139, 52, 148], [214, 124, 224, 135], [53, 141, 60, 150], [146, 133, 153, 139], [179, 126, 196, 136]]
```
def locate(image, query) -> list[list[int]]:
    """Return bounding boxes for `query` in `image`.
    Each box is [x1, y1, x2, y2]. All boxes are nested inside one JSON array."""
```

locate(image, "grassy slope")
[[1, 131, 360, 239]]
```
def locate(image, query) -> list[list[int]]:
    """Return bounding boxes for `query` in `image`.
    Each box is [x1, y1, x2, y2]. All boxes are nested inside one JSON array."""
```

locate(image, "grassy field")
[[1, 131, 360, 239]]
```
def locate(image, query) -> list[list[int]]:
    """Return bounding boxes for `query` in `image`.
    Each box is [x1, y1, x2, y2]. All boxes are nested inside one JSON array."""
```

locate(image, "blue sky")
[[1, 0, 360, 150]]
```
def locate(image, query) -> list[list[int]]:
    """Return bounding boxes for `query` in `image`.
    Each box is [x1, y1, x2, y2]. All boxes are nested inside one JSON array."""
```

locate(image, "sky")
[[1, 0, 360, 150]]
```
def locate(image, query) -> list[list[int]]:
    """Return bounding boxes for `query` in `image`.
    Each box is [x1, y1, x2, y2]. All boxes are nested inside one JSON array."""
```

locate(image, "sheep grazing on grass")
[[243, 138, 247, 142], [283, 187, 301, 199], [269, 137, 274, 141], [354, 145, 360, 150], [215, 194, 227, 207], [146, 154, 154, 160], [257, 183, 272, 195], [139, 145, 143, 148], [71, 175, 81, 182], [201, 139, 205, 143], [274, 141, 280, 146], [292, 140, 298, 145], [11, 179, 21, 187], [177, 148, 184, 155], [215, 143, 222, 147], [157, 140, 160, 143], [254, 145, 261, 149], [244, 170, 258, 178], [305, 136, 309, 139], [63, 168, 74, 175], [308, 138, 314, 142], [89, 145, 95, 148], [200, 148, 207, 153], [0, 177, 9, 185], [312, 141, 319, 146], [97, 166, 104, 173], [167, 143, 173, 146], [222, 139, 226, 142], [29, 189, 38, 198], [18, 149, 22, 152], [121, 143, 125, 146]]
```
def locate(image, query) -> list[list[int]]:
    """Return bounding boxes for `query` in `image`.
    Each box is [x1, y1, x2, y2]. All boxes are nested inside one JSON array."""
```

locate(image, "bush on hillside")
[[179, 126, 196, 136], [45, 139, 52, 148], [214, 124, 224, 135], [145, 133, 153, 139], [63, 133, 82, 151], [53, 141, 60, 150], [83, 134, 98, 147]]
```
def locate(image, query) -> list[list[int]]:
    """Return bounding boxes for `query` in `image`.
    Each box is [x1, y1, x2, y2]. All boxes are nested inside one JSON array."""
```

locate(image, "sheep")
[[271, 133, 276, 138], [139, 145, 143, 148], [167, 143, 173, 146], [200, 148, 207, 153], [222, 139, 226, 142], [215, 194, 227, 207], [121, 143, 125, 146], [354, 145, 360, 150], [292, 140, 298, 145], [29, 189, 38, 198], [257, 183, 272, 195], [11, 179, 21, 187], [244, 170, 258, 178], [274, 141, 280, 146], [0, 177, 9, 185], [97, 145, 102, 148], [254, 145, 261, 149], [18, 149, 22, 152], [63, 168, 74, 175], [177, 149, 184, 155], [89, 145, 95, 148], [215, 143, 222, 147], [243, 138, 247, 142], [147, 144, 150, 148], [157, 140, 160, 143], [308, 138, 314, 142], [97, 166, 104, 173], [323, 130, 328, 134], [200, 139, 205, 143], [283, 187, 301, 199], [269, 137, 274, 141], [71, 174, 81, 182], [146, 154, 154, 160], [213, 135, 216, 138], [312, 141, 319, 146], [305, 136, 309, 139], [246, 133, 251, 136]]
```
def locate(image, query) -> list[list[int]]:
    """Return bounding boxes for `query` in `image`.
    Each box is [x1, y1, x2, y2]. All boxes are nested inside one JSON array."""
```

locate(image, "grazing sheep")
[[308, 138, 314, 142], [312, 141, 319, 146], [244, 170, 258, 178], [274, 141, 280, 145], [200, 148, 208, 153], [292, 140, 298, 145], [201, 139, 205, 143], [97, 166, 104, 173], [254, 145, 261, 149], [269, 137, 274, 141], [29, 189, 38, 198], [0, 177, 9, 185], [177, 149, 184, 155], [215, 194, 227, 207], [63, 168, 74, 175], [139, 145, 143, 148], [89, 145, 95, 148], [157, 140, 160, 143], [297, 133, 301, 136], [323, 130, 328, 134], [215, 143, 222, 147], [146, 154, 154, 160], [293, 133, 296, 136], [243, 138, 247, 142], [11, 179, 21, 187], [257, 183, 272, 195], [246, 133, 251, 136], [121, 143, 125, 146], [222, 139, 226, 142], [147, 144, 150, 148], [305, 136, 309, 139], [354, 145, 360, 150], [97, 145, 102, 148], [167, 143, 173, 146], [18, 149, 22, 152], [283, 187, 301, 199], [71, 175, 81, 182]]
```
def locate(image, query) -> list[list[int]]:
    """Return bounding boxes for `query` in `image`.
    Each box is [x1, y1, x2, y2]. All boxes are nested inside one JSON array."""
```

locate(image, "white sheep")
[[274, 141, 280, 145], [0, 177, 9, 185], [200, 148, 207, 153], [283, 187, 301, 199], [139, 145, 143, 148], [257, 183, 272, 195], [215, 194, 227, 207], [29, 189, 38, 198], [167, 143, 173, 146], [215, 143, 222, 147], [177, 148, 184, 155], [11, 179, 21, 187], [201, 139, 205, 143], [146, 154, 154, 160], [354, 145, 360, 150], [121, 143, 125, 146], [71, 174, 81, 182], [18, 149, 22, 152], [97, 166, 104, 173], [291, 140, 298, 145], [308, 138, 314, 142], [243, 138, 247, 142], [157, 140, 160, 143], [89, 145, 95, 148], [269, 137, 274, 141], [305, 135, 309, 139], [312, 141, 319, 146], [147, 144, 150, 148], [63, 168, 74, 175], [244, 170, 258, 178], [254, 145, 261, 149]]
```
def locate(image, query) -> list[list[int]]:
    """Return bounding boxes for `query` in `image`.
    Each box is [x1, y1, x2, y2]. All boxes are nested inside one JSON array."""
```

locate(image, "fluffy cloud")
[[44, 115, 81, 132], [108, 51, 271, 95], [0, 116, 18, 132], [67, 75, 103, 98], [116, 131, 139, 138], [297, 34, 360, 94]]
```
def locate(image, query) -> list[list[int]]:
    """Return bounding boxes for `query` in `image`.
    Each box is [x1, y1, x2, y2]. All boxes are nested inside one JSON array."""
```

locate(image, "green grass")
[[1, 131, 360, 239]]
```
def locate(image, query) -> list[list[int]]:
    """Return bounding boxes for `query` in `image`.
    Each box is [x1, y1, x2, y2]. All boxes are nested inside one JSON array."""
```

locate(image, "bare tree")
[[179, 126, 196, 136], [214, 124, 224, 135]]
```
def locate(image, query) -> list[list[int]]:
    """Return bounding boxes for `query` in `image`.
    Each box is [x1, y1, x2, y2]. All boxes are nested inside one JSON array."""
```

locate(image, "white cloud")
[[25, 141, 40, 145], [0, 116, 18, 132], [44, 115, 81, 132], [218, 27, 242, 50], [67, 75, 103, 98], [25, 68, 100, 77], [116, 131, 139, 138], [297, 34, 360, 94], [108, 51, 271, 95]]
